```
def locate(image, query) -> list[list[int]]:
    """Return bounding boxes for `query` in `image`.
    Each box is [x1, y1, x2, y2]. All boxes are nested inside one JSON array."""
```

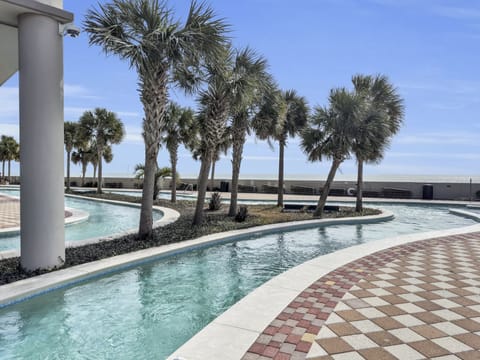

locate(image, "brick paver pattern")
[[0, 194, 20, 229], [242, 232, 480, 360], [0, 194, 72, 230]]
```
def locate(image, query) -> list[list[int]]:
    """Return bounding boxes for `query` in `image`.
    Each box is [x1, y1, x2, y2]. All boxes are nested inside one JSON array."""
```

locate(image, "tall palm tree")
[[0, 136, 8, 178], [209, 131, 230, 191], [352, 74, 405, 211], [71, 147, 94, 186], [84, 0, 229, 238], [192, 60, 231, 225], [91, 144, 114, 182], [227, 47, 273, 216], [1, 136, 19, 182], [300, 88, 362, 217], [78, 108, 124, 194], [64, 121, 78, 191], [254, 89, 309, 207], [162, 102, 195, 203]]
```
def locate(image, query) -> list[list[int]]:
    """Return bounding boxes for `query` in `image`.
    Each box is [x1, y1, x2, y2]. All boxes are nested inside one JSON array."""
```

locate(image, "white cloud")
[[433, 6, 480, 20], [396, 132, 480, 146], [387, 151, 480, 160], [64, 84, 101, 100], [124, 125, 143, 144], [116, 111, 141, 118]]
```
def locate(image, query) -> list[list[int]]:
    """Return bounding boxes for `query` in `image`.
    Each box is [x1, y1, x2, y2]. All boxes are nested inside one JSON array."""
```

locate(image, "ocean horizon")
[[92, 173, 480, 184]]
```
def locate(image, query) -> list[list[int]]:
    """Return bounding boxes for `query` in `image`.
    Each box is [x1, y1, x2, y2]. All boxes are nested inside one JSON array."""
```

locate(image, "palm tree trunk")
[[193, 156, 212, 225], [210, 158, 216, 191], [7, 160, 11, 182], [139, 153, 157, 238], [170, 146, 178, 203], [228, 129, 246, 216], [2, 160, 5, 179], [356, 159, 364, 212], [139, 70, 167, 238], [81, 161, 87, 186], [93, 164, 97, 182], [277, 141, 285, 207], [96, 150, 103, 194], [314, 158, 341, 218], [66, 150, 71, 191]]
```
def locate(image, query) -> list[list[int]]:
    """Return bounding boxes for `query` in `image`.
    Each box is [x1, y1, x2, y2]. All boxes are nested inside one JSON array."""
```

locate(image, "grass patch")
[[0, 192, 380, 285]]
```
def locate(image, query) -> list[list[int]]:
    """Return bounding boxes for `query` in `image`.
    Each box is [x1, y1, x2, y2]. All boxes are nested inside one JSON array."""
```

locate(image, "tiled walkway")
[[243, 232, 480, 360], [0, 194, 71, 230]]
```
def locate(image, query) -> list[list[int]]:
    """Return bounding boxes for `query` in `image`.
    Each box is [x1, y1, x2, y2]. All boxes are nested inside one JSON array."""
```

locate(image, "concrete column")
[[18, 13, 65, 270]]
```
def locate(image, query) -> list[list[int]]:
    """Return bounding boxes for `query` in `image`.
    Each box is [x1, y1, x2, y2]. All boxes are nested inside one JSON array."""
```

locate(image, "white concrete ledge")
[[0, 210, 392, 308], [0, 206, 89, 237], [449, 208, 480, 222], [0, 194, 180, 259], [169, 222, 480, 360]]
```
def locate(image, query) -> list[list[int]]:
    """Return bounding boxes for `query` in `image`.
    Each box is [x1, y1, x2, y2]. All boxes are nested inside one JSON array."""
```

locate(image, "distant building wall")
[[61, 176, 480, 201]]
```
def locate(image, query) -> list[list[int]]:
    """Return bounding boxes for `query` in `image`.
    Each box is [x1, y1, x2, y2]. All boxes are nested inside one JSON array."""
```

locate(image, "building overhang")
[[0, 0, 74, 85]]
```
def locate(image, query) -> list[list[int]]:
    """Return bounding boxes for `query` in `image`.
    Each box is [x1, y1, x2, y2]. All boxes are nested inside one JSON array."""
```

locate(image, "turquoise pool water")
[[0, 203, 476, 359], [0, 190, 163, 251]]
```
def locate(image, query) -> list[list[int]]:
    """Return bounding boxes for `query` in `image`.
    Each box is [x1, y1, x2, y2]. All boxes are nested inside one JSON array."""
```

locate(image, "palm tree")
[[71, 147, 94, 186], [134, 163, 172, 200], [254, 89, 309, 207], [0, 136, 7, 178], [1, 136, 19, 182], [78, 108, 124, 194], [352, 74, 405, 211], [227, 47, 273, 216], [209, 132, 230, 191], [84, 0, 229, 238], [162, 102, 195, 203], [300, 88, 361, 217], [90, 144, 114, 182], [64, 121, 78, 191]]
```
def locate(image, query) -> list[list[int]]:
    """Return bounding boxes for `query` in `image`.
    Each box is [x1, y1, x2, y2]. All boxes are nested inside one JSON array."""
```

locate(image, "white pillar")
[[18, 13, 65, 270]]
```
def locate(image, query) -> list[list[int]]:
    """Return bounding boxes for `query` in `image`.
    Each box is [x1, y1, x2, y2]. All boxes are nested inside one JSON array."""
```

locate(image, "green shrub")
[[208, 192, 222, 211], [235, 206, 248, 222]]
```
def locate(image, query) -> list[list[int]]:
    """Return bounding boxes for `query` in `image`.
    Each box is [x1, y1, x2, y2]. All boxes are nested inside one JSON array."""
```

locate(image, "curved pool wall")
[[0, 202, 478, 359], [0, 189, 173, 252]]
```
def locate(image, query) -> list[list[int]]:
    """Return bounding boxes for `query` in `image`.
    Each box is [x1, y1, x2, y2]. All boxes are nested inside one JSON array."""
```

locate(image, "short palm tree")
[[352, 74, 405, 211], [84, 0, 229, 238], [162, 102, 195, 203], [254, 89, 309, 207], [64, 121, 78, 191], [227, 47, 273, 216], [300, 88, 361, 217], [134, 163, 172, 200], [78, 108, 124, 194]]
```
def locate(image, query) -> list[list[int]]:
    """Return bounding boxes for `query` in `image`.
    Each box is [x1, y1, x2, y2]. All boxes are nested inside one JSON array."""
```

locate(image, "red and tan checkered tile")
[[0, 194, 21, 229], [242, 232, 480, 360], [0, 194, 71, 230]]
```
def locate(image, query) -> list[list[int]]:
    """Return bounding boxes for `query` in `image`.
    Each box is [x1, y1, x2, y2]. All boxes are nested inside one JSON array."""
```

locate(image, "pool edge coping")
[[0, 210, 393, 308], [0, 193, 180, 258], [168, 221, 480, 360]]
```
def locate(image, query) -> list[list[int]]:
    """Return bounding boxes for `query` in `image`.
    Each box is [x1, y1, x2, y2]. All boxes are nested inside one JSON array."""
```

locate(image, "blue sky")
[[1, 0, 480, 180]]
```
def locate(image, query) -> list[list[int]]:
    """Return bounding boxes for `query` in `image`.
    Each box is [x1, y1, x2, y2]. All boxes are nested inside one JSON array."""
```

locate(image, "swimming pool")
[[0, 189, 163, 251], [0, 201, 476, 359]]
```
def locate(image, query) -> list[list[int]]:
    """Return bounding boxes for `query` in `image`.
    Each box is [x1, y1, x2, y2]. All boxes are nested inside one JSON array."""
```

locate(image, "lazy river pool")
[[0, 201, 477, 359], [0, 189, 163, 251]]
